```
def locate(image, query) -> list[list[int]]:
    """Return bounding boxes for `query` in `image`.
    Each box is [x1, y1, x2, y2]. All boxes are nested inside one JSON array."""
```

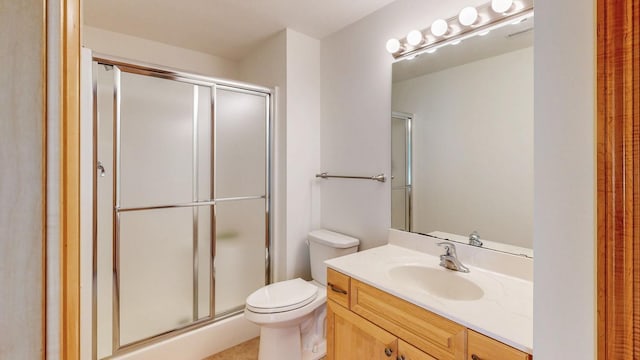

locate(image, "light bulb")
[[406, 30, 423, 46], [491, 0, 514, 13], [458, 6, 479, 27], [386, 38, 401, 54], [431, 19, 449, 37]]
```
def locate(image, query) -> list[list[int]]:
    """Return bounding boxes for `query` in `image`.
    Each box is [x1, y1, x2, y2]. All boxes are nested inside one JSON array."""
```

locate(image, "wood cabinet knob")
[[471, 354, 481, 360], [384, 347, 393, 357]]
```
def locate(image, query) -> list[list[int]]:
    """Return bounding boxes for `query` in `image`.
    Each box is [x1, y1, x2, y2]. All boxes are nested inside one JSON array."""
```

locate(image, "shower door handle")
[[97, 161, 106, 177]]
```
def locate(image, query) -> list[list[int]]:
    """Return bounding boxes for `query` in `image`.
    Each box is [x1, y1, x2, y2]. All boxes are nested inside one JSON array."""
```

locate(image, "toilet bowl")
[[245, 279, 327, 360], [244, 229, 359, 360]]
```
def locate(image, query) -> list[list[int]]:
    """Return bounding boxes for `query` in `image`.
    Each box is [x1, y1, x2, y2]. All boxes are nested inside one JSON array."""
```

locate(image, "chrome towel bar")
[[315, 172, 386, 183]]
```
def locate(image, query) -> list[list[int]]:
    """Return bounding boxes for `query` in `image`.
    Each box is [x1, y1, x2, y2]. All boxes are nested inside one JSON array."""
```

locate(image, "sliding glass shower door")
[[94, 60, 271, 359]]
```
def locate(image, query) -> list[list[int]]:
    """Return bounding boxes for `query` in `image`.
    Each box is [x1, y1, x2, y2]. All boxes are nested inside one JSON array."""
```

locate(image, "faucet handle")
[[437, 241, 456, 255], [469, 230, 483, 247]]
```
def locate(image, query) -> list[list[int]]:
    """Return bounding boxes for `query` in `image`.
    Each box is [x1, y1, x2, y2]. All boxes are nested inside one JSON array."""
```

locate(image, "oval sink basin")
[[388, 265, 484, 301]]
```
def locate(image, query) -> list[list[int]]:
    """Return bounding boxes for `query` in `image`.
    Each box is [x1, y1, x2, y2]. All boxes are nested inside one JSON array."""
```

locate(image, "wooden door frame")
[[60, 0, 81, 358], [597, 0, 639, 358], [57, 0, 638, 359]]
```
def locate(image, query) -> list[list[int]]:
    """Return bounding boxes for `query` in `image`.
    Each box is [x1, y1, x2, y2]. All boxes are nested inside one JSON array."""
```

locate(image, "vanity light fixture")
[[406, 30, 424, 46], [430, 19, 449, 37], [386, 38, 402, 54], [458, 6, 479, 27], [491, 0, 514, 13], [385, 0, 533, 59]]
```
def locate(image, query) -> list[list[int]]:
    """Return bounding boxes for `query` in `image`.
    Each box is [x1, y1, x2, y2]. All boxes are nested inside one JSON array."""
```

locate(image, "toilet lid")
[[246, 278, 318, 314]]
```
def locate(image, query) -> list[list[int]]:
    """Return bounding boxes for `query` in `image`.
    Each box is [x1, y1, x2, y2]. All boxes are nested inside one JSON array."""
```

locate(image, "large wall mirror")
[[391, 17, 534, 257]]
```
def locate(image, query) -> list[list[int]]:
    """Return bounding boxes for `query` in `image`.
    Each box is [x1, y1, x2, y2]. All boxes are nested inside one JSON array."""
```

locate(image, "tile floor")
[[203, 337, 259, 360], [202, 338, 326, 360]]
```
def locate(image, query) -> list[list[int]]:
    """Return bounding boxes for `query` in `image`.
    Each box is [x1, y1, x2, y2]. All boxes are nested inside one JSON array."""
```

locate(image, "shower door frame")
[[391, 111, 413, 232], [92, 55, 274, 358]]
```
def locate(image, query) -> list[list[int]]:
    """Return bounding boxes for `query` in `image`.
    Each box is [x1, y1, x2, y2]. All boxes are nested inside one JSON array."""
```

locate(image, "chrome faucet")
[[469, 230, 483, 247], [437, 242, 470, 273]]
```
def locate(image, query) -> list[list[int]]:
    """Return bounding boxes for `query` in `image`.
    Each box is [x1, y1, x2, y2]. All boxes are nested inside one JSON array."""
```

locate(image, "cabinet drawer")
[[467, 330, 531, 360], [326, 268, 350, 308], [351, 279, 466, 360]]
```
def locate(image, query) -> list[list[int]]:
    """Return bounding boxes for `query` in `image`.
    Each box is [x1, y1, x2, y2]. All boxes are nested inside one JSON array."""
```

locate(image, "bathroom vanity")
[[324, 231, 533, 360]]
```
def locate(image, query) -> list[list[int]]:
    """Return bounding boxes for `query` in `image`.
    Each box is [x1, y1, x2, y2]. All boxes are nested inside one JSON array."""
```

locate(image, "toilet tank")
[[308, 229, 359, 286]]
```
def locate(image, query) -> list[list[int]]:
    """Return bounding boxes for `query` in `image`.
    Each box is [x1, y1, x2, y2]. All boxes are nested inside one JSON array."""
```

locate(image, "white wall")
[[0, 0, 45, 358], [533, 0, 596, 358], [240, 29, 321, 280], [322, 0, 597, 357], [285, 30, 321, 279], [320, 0, 483, 250], [392, 48, 534, 248], [83, 26, 239, 79]]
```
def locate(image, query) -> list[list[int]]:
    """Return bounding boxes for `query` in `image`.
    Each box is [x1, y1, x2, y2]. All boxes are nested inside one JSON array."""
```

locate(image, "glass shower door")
[[116, 71, 213, 347], [94, 61, 271, 359], [214, 88, 268, 316]]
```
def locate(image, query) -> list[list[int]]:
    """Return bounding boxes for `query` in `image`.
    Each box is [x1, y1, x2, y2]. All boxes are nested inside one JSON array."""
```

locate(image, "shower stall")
[[90, 57, 272, 359]]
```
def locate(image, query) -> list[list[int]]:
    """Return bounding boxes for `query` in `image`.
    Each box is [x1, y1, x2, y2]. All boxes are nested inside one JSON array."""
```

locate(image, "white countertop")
[[325, 243, 533, 354]]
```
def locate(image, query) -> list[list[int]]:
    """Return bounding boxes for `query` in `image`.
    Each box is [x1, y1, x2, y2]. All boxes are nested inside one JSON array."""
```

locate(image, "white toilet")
[[244, 229, 359, 360]]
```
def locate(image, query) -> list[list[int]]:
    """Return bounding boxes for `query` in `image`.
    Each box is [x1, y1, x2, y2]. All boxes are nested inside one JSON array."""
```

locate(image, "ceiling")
[[84, 0, 397, 61]]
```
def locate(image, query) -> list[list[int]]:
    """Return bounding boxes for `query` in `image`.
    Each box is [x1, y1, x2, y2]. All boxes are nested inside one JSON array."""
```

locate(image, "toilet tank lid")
[[308, 229, 359, 249]]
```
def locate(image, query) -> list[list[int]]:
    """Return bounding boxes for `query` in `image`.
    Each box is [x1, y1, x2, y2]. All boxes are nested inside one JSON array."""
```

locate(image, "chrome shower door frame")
[[93, 55, 273, 358], [391, 111, 413, 232]]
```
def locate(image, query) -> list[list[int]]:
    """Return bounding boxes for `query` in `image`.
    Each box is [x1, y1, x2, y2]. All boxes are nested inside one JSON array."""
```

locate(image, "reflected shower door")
[[391, 112, 412, 231]]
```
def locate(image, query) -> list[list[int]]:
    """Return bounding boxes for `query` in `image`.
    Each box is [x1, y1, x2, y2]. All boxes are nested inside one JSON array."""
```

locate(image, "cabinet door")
[[398, 340, 438, 360], [467, 330, 531, 360], [327, 300, 398, 360]]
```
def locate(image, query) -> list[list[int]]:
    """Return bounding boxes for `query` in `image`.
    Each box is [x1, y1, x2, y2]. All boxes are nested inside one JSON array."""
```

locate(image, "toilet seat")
[[246, 278, 319, 314]]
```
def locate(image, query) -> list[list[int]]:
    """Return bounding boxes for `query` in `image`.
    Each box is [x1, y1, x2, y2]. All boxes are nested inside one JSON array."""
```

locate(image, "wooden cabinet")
[[326, 269, 532, 360], [327, 300, 397, 359], [350, 279, 465, 360], [327, 268, 351, 308], [399, 340, 438, 360], [327, 300, 435, 360], [467, 330, 532, 360]]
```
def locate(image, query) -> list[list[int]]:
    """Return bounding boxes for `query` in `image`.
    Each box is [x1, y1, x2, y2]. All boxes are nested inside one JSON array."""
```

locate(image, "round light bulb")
[[491, 0, 514, 13], [430, 19, 448, 37], [386, 38, 401, 54], [406, 30, 423, 46], [458, 6, 479, 26]]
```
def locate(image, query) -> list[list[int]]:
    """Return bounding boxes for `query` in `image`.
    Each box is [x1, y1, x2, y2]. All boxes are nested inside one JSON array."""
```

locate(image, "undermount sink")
[[388, 265, 484, 301]]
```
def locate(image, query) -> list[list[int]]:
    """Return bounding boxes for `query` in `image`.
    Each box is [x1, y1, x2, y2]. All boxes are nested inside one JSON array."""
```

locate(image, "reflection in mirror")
[[391, 18, 534, 257], [391, 112, 412, 231]]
